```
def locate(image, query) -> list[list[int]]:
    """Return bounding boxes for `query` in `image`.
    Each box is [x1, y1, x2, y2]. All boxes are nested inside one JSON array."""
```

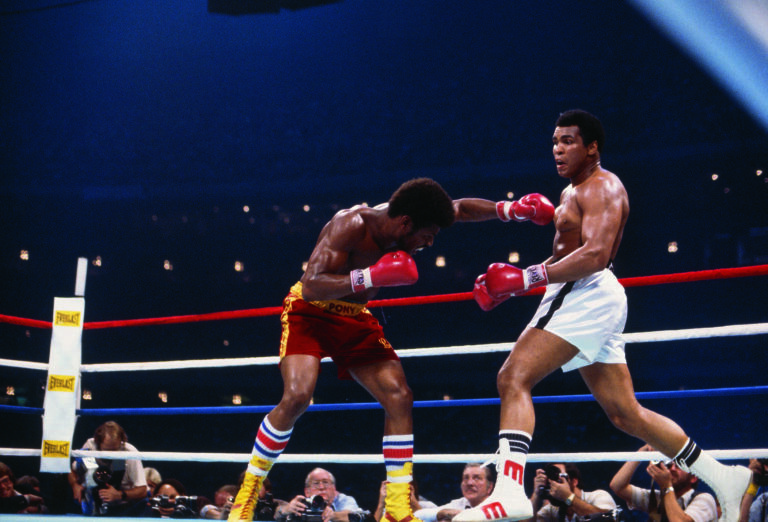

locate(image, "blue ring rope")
[[0, 404, 44, 414], [3, 385, 765, 416], [74, 384, 768, 417]]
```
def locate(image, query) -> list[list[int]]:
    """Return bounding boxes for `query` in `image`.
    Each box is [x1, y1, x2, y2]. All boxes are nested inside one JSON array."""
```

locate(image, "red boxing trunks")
[[279, 282, 399, 379]]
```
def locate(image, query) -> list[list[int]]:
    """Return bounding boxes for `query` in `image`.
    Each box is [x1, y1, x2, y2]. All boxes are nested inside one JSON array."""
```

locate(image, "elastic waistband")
[[289, 282, 367, 316]]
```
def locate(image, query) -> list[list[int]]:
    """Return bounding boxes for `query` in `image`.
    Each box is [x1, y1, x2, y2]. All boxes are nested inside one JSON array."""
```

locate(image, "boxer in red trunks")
[[230, 177, 555, 522]]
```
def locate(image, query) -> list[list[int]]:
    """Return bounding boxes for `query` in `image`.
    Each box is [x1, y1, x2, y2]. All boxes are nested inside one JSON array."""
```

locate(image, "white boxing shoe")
[[452, 488, 533, 522], [454, 439, 533, 522], [708, 464, 752, 522], [682, 448, 752, 522]]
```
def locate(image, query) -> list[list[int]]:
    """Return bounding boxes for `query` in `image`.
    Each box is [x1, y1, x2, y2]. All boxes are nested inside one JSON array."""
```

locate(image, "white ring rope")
[[2, 322, 765, 468], [0, 358, 48, 371], [1, 322, 766, 373], [2, 448, 767, 464]]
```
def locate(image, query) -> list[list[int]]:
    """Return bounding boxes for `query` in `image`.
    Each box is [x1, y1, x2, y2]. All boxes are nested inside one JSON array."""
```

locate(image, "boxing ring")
[[1, 263, 768, 519]]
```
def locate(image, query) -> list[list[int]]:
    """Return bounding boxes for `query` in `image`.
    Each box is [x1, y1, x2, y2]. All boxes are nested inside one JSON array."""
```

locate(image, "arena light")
[[628, 0, 768, 132]]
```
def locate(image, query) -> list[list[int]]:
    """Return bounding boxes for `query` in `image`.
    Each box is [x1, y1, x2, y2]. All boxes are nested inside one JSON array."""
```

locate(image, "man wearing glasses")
[[276, 468, 364, 522]]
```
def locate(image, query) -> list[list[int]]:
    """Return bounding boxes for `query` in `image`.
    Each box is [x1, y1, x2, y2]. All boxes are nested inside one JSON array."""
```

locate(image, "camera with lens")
[[150, 495, 199, 518], [288, 495, 326, 522], [538, 464, 567, 507], [92, 466, 112, 488], [89, 466, 113, 515], [254, 492, 278, 521]]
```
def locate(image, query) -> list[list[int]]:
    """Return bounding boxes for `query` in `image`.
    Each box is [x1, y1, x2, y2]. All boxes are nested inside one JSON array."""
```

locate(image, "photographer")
[[68, 421, 147, 516], [200, 484, 238, 519], [531, 463, 616, 522], [0, 462, 44, 514], [146, 479, 201, 519], [610, 444, 716, 522], [740, 459, 768, 522], [276, 468, 364, 522]]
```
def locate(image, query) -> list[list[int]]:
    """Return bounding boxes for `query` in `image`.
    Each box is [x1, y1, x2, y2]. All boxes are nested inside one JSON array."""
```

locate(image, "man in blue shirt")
[[275, 468, 364, 522]]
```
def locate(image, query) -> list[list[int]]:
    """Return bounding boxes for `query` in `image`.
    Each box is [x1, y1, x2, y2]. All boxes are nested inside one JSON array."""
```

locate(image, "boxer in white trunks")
[[460, 109, 752, 522], [528, 267, 627, 372]]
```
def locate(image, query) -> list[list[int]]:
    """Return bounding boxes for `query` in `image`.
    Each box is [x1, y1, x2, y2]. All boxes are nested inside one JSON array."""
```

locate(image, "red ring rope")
[[1, 264, 766, 330]]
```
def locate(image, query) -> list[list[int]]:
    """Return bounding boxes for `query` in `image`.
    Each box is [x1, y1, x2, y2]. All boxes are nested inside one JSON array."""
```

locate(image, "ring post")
[[75, 257, 88, 297], [40, 260, 87, 472]]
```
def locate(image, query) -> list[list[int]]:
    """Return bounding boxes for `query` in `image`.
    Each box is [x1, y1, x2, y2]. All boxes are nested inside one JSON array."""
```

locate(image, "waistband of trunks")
[[289, 282, 367, 316]]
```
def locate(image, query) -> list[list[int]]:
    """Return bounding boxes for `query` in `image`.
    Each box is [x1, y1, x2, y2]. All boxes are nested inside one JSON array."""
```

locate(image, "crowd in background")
[[2, 422, 767, 522]]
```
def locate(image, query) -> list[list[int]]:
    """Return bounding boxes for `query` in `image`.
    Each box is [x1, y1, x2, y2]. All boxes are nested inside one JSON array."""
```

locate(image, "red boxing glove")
[[473, 274, 511, 311], [485, 262, 549, 297], [496, 193, 555, 226], [350, 251, 418, 293], [520, 193, 555, 225]]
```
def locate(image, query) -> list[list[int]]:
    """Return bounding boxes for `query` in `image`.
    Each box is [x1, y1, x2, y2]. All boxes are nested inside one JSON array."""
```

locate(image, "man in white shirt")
[[416, 463, 495, 522], [610, 444, 717, 522], [530, 463, 616, 522], [68, 421, 147, 516]]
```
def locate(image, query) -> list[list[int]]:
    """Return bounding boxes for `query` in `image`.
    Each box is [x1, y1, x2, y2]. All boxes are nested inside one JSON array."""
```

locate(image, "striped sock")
[[248, 416, 292, 476], [383, 434, 414, 482], [500, 430, 532, 455], [673, 438, 701, 471]]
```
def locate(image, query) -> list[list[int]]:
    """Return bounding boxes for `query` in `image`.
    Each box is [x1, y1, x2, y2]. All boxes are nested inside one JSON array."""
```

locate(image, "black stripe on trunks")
[[534, 281, 576, 329]]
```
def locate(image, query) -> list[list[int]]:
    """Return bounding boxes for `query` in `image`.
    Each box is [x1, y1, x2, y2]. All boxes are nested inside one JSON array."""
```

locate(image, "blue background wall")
[[1, 0, 767, 514]]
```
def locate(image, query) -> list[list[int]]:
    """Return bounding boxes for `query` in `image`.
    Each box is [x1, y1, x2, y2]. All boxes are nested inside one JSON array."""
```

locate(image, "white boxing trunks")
[[527, 268, 627, 372]]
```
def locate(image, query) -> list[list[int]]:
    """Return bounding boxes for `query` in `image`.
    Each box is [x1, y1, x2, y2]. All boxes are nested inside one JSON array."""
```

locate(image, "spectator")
[[275, 468, 364, 522], [414, 463, 495, 522], [611, 444, 717, 522], [146, 468, 163, 496], [747, 493, 768, 522], [146, 478, 201, 519], [0, 461, 44, 514], [200, 484, 238, 519], [739, 459, 768, 522], [375, 479, 436, 522], [531, 462, 616, 522], [16, 475, 48, 514], [68, 420, 147, 516]]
